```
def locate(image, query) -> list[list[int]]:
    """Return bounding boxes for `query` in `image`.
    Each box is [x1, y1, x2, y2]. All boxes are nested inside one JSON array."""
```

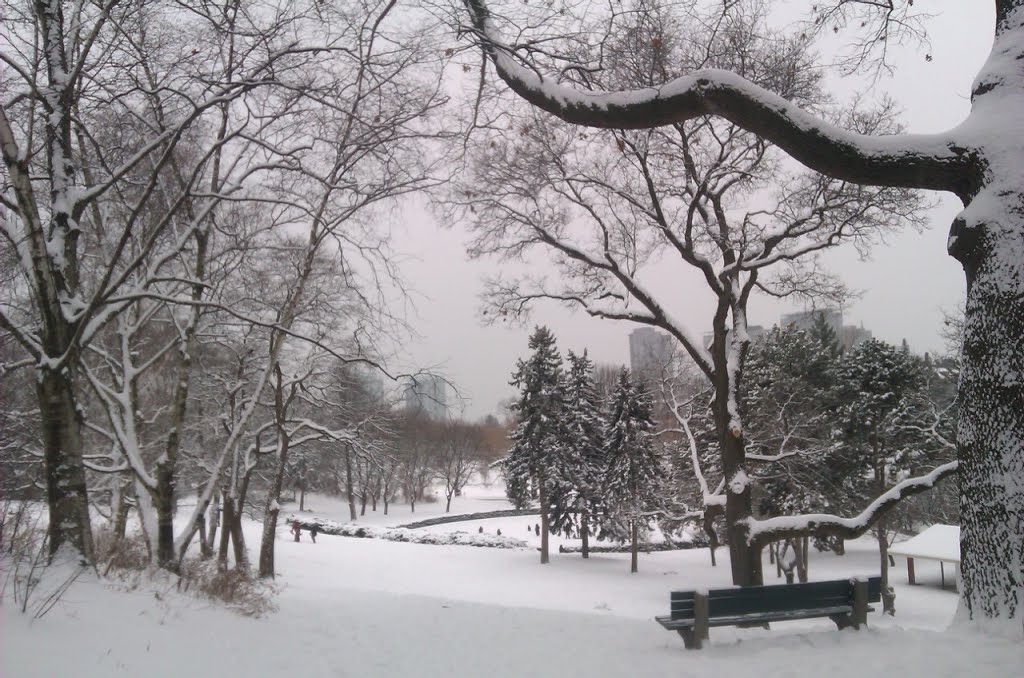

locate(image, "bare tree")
[[434, 420, 485, 512], [458, 0, 924, 586], [464, 0, 1021, 621], [2, 0, 448, 568]]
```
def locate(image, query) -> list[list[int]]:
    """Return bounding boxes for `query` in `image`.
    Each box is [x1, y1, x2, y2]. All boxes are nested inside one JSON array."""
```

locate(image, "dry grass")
[[178, 559, 277, 617], [95, 529, 150, 574]]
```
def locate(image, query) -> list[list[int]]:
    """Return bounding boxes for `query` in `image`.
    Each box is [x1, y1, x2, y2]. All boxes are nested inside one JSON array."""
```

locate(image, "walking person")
[[291, 520, 301, 542], [310, 524, 319, 544]]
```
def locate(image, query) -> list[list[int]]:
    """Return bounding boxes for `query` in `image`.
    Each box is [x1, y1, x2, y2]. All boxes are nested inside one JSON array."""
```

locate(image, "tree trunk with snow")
[[346, 452, 357, 521], [878, 520, 895, 615], [258, 490, 282, 580], [37, 366, 94, 562], [713, 363, 762, 587], [205, 497, 220, 559], [111, 477, 131, 541], [154, 462, 177, 571], [218, 494, 235, 571], [259, 368, 293, 579]]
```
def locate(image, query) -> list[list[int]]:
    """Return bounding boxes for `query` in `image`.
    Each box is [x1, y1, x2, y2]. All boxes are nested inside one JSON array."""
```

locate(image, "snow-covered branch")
[[744, 460, 959, 544], [463, 0, 976, 198]]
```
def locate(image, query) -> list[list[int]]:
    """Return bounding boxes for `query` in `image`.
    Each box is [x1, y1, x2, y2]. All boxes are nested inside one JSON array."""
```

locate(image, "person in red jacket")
[[291, 520, 301, 542]]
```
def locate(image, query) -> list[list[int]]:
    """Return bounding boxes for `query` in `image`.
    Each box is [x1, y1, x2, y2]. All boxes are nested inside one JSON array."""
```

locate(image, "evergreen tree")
[[809, 311, 843, 358], [745, 325, 843, 523], [834, 338, 926, 615], [555, 350, 608, 558], [602, 369, 664, 573], [504, 326, 566, 564]]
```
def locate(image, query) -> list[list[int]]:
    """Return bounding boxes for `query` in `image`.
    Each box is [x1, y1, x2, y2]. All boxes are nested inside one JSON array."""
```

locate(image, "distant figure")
[[310, 524, 319, 543], [291, 520, 301, 542], [534, 524, 540, 536], [479, 526, 484, 534], [497, 528, 502, 536]]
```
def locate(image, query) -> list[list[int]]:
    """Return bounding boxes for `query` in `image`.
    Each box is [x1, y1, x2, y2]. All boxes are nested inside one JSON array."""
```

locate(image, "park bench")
[[655, 576, 881, 649]]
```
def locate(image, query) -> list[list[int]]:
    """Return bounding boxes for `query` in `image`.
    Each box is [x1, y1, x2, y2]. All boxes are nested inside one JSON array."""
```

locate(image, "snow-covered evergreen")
[[602, 369, 665, 573], [504, 326, 568, 563], [553, 350, 608, 556]]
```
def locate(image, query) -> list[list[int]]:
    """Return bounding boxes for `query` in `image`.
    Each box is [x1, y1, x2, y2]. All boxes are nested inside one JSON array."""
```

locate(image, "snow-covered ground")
[[3, 484, 1021, 677]]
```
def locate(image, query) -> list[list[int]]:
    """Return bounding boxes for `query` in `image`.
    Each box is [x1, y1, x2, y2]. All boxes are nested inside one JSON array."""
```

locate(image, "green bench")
[[655, 576, 881, 649]]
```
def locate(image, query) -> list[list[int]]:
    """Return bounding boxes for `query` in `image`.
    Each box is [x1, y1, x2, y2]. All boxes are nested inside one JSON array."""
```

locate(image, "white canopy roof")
[[889, 524, 960, 564]]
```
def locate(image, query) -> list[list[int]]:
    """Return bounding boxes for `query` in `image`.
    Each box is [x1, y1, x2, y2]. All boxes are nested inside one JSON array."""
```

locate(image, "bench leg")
[[677, 629, 702, 650], [830, 613, 856, 631]]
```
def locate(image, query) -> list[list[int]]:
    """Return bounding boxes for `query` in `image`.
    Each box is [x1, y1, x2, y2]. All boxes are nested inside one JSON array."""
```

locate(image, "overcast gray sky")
[[392, 1, 993, 421]]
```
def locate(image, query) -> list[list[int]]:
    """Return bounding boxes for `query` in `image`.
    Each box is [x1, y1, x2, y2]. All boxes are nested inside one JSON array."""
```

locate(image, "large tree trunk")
[[949, 41, 1024, 624], [260, 405, 292, 579], [258, 500, 281, 579], [154, 461, 177, 571], [716, 394, 762, 587], [37, 365, 94, 563], [955, 222, 1024, 621]]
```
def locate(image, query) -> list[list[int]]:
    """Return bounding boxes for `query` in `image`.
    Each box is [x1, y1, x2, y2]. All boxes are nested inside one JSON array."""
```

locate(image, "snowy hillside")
[[3, 483, 1020, 677]]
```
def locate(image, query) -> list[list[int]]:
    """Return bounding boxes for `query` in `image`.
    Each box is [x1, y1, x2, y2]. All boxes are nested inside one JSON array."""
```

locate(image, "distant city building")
[[629, 327, 674, 381], [702, 325, 766, 350], [403, 375, 448, 420], [781, 308, 872, 351]]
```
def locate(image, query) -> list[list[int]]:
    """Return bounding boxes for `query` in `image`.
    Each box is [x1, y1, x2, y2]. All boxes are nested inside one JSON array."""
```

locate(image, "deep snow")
[[3, 483, 1021, 677]]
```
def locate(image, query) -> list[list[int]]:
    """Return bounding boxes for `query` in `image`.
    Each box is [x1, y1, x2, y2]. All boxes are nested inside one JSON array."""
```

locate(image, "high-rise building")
[[702, 325, 766, 350], [403, 375, 448, 420], [629, 327, 674, 381], [780, 308, 872, 351]]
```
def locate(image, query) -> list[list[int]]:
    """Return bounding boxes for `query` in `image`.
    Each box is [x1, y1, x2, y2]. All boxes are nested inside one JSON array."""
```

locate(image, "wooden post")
[[692, 592, 709, 649], [907, 557, 916, 585], [851, 578, 869, 629]]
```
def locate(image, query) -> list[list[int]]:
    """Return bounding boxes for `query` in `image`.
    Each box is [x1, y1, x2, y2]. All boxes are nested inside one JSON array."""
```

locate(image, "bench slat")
[[657, 604, 872, 631]]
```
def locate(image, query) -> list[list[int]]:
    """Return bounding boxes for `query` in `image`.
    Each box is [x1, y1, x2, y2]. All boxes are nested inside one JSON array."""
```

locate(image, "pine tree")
[[809, 311, 843, 358], [602, 369, 664, 573], [556, 350, 607, 558], [745, 325, 842, 524], [505, 326, 566, 564], [834, 338, 925, 615]]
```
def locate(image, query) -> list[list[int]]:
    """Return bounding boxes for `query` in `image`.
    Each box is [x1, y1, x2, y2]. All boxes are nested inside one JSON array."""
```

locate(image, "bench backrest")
[[670, 577, 881, 621]]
